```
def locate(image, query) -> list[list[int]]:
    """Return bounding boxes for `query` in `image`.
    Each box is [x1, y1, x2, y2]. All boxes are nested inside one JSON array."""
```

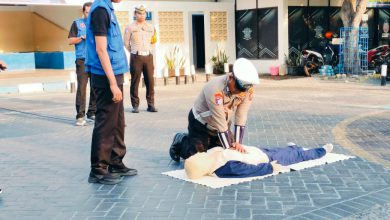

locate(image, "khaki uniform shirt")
[[193, 74, 254, 133], [123, 22, 154, 54]]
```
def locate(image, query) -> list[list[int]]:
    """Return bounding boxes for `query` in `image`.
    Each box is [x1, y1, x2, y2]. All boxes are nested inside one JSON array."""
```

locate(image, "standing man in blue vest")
[[86, 0, 137, 185], [68, 2, 96, 126]]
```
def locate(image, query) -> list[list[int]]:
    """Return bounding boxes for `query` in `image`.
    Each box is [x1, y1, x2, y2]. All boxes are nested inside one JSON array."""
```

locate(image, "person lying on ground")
[[184, 143, 333, 179]]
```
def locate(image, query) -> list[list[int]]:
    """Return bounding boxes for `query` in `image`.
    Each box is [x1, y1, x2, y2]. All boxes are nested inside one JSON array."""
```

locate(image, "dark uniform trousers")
[[75, 59, 96, 119], [179, 110, 233, 159], [91, 79, 126, 174], [130, 54, 155, 108]]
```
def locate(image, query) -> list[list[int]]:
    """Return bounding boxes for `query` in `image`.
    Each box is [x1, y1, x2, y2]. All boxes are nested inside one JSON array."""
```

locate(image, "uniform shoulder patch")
[[214, 92, 223, 106], [248, 87, 254, 101]]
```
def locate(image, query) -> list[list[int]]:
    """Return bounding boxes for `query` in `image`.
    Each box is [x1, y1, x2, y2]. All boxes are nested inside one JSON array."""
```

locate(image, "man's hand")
[[231, 142, 247, 153], [110, 84, 122, 103], [271, 161, 289, 174]]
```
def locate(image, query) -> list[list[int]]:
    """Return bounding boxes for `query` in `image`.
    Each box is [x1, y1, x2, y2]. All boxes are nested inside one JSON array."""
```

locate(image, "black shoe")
[[132, 107, 139, 113], [147, 106, 158, 112], [87, 115, 96, 121], [88, 170, 122, 185], [169, 133, 186, 162], [109, 165, 137, 177]]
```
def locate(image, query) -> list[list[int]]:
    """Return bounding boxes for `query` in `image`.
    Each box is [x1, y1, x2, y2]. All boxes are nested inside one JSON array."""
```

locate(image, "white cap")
[[233, 58, 259, 85], [134, 4, 147, 12]]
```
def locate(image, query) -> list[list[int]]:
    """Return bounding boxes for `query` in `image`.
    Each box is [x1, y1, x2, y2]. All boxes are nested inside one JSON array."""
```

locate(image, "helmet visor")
[[235, 78, 252, 92]]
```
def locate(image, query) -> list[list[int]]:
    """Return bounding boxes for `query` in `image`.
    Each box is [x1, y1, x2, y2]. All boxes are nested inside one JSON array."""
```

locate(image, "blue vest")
[[85, 0, 128, 75], [74, 18, 87, 59]]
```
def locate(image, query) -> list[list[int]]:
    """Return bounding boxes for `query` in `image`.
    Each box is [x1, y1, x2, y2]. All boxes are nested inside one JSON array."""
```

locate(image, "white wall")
[[237, 0, 256, 10], [237, 0, 288, 73], [0, 5, 83, 30], [330, 0, 343, 7], [287, 0, 342, 6], [116, 1, 236, 78], [32, 5, 81, 30], [289, 0, 329, 6], [0, 5, 31, 11]]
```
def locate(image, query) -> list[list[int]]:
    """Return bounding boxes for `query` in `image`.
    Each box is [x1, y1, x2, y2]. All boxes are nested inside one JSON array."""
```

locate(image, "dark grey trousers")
[[75, 59, 96, 119]]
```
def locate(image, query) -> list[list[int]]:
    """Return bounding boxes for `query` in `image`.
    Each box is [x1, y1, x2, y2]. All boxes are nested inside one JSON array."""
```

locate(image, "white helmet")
[[233, 58, 259, 91]]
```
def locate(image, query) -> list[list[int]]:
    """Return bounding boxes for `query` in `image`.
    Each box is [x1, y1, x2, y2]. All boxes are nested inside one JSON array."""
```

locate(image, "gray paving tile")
[[1, 80, 390, 220]]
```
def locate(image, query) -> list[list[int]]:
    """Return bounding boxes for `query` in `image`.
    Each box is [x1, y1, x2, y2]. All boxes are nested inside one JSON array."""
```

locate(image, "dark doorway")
[[192, 15, 205, 69]]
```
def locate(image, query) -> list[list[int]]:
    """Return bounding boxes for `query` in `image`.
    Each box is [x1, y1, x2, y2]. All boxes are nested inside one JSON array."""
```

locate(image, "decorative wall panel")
[[210, 11, 227, 41], [158, 12, 184, 43]]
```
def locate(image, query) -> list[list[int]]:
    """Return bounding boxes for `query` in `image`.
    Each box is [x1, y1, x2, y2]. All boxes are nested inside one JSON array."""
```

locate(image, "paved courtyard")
[[0, 77, 389, 219]]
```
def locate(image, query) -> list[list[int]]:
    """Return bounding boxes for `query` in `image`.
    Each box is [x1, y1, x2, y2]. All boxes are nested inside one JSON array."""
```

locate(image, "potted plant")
[[211, 46, 229, 75], [164, 46, 178, 77], [164, 46, 187, 77], [285, 53, 304, 76], [178, 55, 186, 76]]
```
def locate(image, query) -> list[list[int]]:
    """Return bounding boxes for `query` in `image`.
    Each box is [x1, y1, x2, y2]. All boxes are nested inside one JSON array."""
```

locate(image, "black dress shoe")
[[147, 106, 158, 112], [87, 115, 96, 121], [132, 107, 139, 113], [169, 133, 186, 162], [88, 170, 122, 185], [109, 165, 137, 177]]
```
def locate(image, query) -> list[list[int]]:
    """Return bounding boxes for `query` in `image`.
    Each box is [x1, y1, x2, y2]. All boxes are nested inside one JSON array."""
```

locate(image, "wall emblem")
[[242, 28, 252, 41]]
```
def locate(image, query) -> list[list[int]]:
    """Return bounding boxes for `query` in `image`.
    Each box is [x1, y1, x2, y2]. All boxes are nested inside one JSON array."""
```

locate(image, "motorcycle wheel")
[[304, 65, 312, 77]]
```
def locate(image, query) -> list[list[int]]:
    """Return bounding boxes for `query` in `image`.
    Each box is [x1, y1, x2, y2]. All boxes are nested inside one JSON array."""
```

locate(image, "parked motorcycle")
[[301, 50, 323, 76], [368, 45, 390, 79], [301, 44, 337, 77]]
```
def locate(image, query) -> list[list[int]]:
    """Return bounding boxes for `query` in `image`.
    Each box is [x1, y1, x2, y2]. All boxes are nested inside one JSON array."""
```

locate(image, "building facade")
[[0, 0, 389, 73], [236, 0, 390, 73]]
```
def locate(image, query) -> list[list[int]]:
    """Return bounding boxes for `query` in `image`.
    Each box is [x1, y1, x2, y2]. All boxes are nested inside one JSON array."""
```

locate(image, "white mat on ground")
[[162, 153, 355, 189]]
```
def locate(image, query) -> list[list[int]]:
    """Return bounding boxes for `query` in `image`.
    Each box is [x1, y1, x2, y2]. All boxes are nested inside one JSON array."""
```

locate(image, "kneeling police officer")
[[169, 58, 259, 161]]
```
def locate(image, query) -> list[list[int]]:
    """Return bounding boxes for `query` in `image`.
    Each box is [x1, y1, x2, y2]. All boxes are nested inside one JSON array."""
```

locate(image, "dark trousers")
[[75, 59, 96, 119], [130, 54, 155, 108], [261, 145, 326, 166], [90, 84, 126, 174], [179, 110, 231, 159]]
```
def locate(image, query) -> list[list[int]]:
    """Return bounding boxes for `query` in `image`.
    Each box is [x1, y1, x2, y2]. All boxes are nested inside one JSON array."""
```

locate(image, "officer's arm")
[[234, 91, 253, 144], [123, 25, 131, 53], [204, 87, 231, 148], [68, 22, 83, 45], [68, 37, 83, 45]]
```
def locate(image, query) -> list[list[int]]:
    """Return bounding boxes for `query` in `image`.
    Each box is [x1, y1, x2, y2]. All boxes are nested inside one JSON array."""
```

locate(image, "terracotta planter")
[[168, 69, 175, 77]]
